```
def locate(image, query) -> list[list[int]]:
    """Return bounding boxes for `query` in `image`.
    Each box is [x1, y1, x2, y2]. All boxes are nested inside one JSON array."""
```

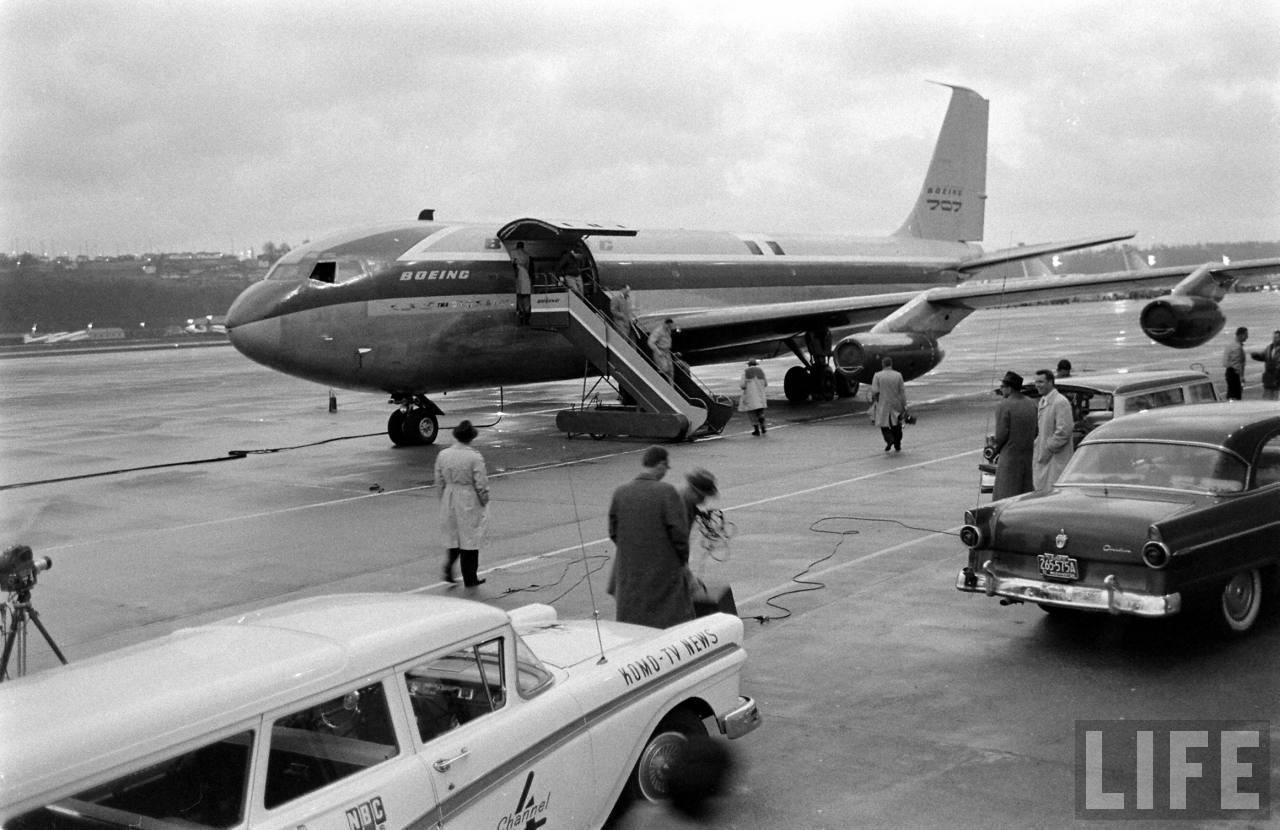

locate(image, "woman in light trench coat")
[[435, 420, 489, 587], [738, 359, 768, 435]]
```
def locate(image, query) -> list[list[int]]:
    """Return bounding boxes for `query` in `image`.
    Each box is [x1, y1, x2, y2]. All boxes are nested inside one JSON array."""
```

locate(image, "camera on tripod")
[[0, 545, 52, 593]]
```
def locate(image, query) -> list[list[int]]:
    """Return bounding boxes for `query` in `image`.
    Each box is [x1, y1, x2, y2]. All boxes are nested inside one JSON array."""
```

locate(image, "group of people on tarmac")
[[987, 367, 1076, 501], [1224, 326, 1280, 401], [434, 428, 721, 630]]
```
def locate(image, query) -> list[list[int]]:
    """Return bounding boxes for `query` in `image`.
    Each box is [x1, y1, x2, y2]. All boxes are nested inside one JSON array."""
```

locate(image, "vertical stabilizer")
[[893, 84, 988, 242]]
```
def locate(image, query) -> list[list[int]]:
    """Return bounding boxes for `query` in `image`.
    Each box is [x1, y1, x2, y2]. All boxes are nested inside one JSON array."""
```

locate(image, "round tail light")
[[1142, 541, 1171, 569], [960, 525, 984, 549]]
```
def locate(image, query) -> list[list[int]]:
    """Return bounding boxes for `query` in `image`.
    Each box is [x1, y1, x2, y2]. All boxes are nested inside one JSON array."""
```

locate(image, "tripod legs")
[[0, 602, 68, 681]]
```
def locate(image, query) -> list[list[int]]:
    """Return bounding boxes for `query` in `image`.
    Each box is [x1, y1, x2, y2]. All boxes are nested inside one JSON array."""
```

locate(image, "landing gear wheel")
[[388, 410, 412, 446], [627, 710, 707, 803], [1210, 568, 1262, 636], [834, 371, 858, 398], [811, 367, 836, 401], [783, 366, 811, 403], [406, 409, 439, 445]]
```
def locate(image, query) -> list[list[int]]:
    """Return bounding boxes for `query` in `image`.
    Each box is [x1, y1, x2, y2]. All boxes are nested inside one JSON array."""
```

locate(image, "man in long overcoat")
[[991, 370, 1037, 500], [869, 356, 909, 452], [607, 446, 695, 628], [1033, 369, 1075, 492]]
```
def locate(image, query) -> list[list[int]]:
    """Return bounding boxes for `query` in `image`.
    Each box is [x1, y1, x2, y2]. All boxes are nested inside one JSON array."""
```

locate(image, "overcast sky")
[[3, 0, 1277, 257]]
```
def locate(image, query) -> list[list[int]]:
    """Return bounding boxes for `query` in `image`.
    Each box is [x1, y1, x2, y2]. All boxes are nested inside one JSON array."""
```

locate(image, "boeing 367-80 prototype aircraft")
[[226, 84, 1280, 445]]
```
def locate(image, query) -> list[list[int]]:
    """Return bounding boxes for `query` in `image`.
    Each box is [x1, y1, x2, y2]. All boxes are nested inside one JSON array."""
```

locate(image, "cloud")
[[2, 0, 1277, 254]]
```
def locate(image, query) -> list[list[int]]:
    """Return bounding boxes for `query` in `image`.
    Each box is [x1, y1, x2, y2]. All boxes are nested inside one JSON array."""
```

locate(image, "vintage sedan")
[[959, 402, 1280, 635], [0, 593, 761, 829], [978, 369, 1218, 493]]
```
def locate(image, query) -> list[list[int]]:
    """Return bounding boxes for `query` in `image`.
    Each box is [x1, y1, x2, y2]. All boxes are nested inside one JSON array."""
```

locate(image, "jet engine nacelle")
[[1138, 295, 1225, 349], [833, 332, 944, 383]]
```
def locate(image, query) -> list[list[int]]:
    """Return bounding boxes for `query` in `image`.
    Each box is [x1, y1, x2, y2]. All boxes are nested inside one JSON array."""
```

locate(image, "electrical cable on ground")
[[2, 413, 503, 492], [742, 515, 961, 625]]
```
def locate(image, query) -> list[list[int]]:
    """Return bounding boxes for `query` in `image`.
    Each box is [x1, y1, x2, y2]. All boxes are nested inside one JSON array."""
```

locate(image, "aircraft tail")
[[893, 84, 988, 243]]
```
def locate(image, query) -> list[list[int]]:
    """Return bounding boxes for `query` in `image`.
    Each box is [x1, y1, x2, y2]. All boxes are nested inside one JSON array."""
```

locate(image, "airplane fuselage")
[[226, 220, 979, 395]]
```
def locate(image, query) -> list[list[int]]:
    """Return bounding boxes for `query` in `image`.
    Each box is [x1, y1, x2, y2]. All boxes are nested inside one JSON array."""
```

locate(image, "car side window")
[[1186, 382, 1217, 403], [1141, 388, 1183, 410], [7, 731, 255, 829], [264, 682, 400, 809], [404, 638, 507, 744], [1252, 438, 1280, 488]]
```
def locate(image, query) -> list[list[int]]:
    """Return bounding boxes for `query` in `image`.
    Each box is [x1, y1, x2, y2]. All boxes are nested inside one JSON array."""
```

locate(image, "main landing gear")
[[388, 394, 443, 446], [782, 334, 859, 403]]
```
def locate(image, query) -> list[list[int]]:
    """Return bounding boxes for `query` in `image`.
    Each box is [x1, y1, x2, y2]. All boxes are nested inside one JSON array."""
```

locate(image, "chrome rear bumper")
[[718, 695, 762, 740], [956, 564, 1181, 618]]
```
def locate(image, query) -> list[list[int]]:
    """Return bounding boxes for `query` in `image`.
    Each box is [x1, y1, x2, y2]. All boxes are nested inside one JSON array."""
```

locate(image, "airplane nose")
[[225, 279, 294, 329], [226, 280, 292, 363]]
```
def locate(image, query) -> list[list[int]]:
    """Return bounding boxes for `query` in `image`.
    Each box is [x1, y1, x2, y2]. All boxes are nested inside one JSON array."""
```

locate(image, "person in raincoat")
[[869, 356, 909, 452], [1032, 369, 1075, 492], [435, 420, 489, 587], [738, 359, 768, 435], [607, 446, 695, 628]]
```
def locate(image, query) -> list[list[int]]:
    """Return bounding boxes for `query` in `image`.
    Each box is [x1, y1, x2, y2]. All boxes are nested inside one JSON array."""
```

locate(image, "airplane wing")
[[953, 231, 1138, 274], [648, 257, 1280, 358]]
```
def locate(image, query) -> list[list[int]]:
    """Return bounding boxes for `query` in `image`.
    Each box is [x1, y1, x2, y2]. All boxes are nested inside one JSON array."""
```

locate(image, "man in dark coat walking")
[[991, 371, 1037, 500], [607, 446, 695, 628]]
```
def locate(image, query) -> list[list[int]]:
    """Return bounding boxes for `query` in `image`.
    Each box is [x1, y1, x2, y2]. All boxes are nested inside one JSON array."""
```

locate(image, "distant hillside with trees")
[[1059, 241, 1280, 273], [0, 268, 254, 334]]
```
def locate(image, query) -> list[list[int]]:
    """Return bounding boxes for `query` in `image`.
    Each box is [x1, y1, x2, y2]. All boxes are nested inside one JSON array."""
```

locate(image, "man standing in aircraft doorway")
[[512, 242, 532, 325]]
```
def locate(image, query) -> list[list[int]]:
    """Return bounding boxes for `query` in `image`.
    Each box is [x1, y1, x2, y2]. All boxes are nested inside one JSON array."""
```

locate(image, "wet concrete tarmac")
[[2, 292, 1278, 828]]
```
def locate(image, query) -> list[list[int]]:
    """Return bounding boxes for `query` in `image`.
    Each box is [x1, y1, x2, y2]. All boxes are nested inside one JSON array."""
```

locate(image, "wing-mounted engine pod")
[[833, 332, 943, 383], [1139, 295, 1225, 349]]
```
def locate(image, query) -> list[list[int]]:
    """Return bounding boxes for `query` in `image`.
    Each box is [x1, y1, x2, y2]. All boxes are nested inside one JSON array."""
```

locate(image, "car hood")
[[519, 619, 657, 671], [993, 486, 1202, 562]]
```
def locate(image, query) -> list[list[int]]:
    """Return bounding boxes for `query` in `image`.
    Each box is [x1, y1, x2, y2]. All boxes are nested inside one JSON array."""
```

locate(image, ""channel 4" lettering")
[[1074, 720, 1270, 820]]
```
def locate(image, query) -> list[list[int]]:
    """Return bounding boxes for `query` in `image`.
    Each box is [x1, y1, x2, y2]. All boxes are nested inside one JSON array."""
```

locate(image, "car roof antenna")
[[565, 465, 609, 664]]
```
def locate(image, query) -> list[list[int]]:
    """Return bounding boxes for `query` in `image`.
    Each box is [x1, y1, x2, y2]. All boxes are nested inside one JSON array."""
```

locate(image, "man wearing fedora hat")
[[991, 370, 1037, 500]]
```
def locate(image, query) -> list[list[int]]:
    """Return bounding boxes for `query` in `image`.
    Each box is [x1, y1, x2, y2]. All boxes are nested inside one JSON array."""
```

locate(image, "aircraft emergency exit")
[[225, 84, 1280, 445]]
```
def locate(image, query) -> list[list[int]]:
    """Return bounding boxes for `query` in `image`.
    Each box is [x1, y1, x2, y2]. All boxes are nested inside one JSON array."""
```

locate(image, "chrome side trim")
[[955, 568, 1181, 617]]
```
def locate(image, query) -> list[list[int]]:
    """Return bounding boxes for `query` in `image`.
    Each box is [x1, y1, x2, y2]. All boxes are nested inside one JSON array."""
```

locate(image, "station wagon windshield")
[[1059, 441, 1247, 494]]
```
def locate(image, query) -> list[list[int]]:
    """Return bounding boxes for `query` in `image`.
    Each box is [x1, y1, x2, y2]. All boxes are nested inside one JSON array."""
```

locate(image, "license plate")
[[1038, 553, 1079, 581]]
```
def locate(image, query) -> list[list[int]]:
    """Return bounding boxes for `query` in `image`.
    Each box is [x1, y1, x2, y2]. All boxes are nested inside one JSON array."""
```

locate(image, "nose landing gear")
[[388, 395, 443, 446]]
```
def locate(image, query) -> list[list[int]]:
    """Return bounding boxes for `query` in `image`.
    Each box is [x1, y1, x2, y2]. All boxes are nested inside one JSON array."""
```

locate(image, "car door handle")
[[433, 747, 469, 772]]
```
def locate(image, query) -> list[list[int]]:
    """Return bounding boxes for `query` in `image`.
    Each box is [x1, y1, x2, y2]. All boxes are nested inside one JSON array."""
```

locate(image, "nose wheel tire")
[[388, 408, 440, 446]]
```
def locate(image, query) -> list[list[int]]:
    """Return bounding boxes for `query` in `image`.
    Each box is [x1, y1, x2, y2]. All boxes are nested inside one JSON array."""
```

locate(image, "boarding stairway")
[[530, 288, 734, 440]]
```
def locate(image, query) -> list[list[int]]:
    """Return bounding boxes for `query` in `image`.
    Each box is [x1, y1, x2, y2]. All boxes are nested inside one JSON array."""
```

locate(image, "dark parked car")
[[978, 369, 1218, 493], [959, 402, 1280, 635]]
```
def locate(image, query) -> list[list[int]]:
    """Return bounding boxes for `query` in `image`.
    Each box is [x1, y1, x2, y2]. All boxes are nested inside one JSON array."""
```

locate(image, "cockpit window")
[[265, 261, 300, 282], [265, 256, 379, 284]]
